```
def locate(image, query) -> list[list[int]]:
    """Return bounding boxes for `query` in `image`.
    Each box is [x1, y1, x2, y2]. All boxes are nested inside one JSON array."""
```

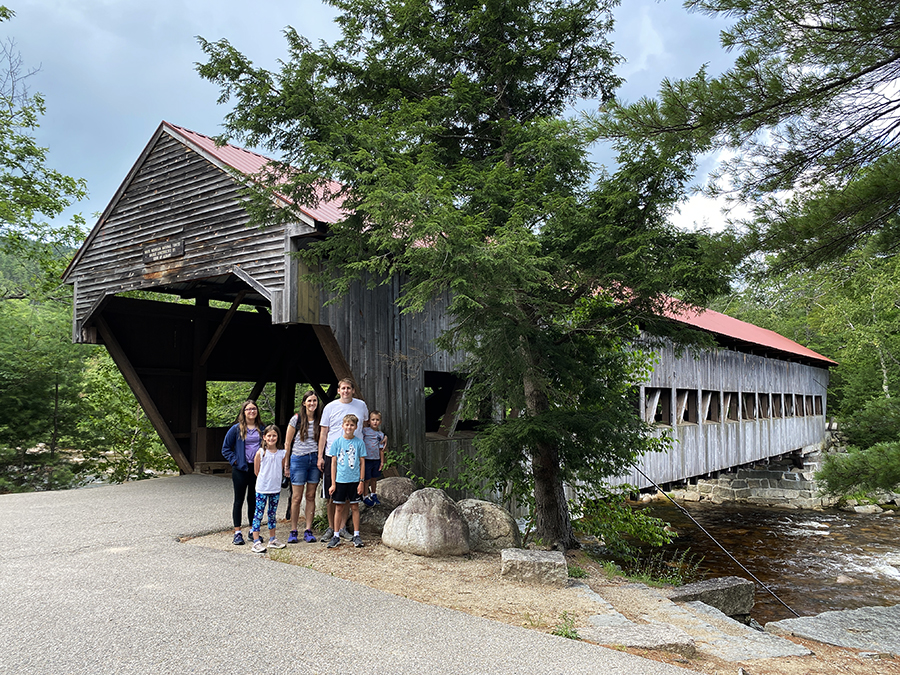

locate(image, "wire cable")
[[632, 464, 801, 618]]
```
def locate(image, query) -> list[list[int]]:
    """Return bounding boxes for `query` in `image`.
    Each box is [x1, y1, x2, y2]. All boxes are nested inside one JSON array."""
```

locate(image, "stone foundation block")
[[667, 576, 755, 617], [500, 548, 567, 586]]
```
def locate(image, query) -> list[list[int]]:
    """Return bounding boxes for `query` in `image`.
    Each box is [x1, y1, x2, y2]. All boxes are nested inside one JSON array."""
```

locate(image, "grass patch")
[[589, 549, 705, 587], [567, 563, 589, 579], [550, 611, 580, 640]]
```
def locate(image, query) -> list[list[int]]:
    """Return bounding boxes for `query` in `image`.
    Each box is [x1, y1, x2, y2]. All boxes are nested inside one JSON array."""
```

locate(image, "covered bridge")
[[63, 121, 834, 491], [62, 121, 469, 476]]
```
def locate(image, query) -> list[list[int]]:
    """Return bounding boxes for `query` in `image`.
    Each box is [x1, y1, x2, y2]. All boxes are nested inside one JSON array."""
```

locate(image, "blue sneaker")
[[287, 530, 299, 544], [362, 495, 374, 507], [304, 529, 317, 543], [232, 531, 245, 546], [371, 494, 381, 505]]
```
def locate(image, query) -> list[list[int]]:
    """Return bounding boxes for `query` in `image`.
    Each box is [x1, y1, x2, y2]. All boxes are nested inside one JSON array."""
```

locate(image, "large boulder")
[[359, 503, 391, 535], [666, 576, 755, 619], [457, 499, 521, 552], [381, 488, 470, 557], [377, 476, 418, 507]]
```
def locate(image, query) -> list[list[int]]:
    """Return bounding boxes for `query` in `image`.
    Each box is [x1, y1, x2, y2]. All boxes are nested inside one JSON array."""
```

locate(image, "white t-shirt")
[[321, 397, 369, 454], [255, 448, 286, 494]]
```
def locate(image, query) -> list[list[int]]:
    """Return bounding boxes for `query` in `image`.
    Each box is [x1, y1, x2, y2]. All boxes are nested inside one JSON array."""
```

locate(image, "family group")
[[220, 378, 388, 553]]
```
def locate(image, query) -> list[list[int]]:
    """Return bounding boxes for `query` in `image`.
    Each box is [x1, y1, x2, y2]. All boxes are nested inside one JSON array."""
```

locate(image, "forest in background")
[[2, 1, 898, 499]]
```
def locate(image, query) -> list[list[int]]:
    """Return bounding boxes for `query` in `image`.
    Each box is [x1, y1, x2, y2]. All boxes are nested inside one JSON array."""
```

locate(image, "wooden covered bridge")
[[62, 121, 834, 490]]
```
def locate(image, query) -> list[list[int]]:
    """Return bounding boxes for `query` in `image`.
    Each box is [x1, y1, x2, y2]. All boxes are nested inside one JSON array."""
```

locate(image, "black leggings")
[[231, 467, 257, 528]]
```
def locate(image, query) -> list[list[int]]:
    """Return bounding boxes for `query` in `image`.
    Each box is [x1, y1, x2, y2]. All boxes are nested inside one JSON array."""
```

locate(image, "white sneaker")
[[268, 537, 285, 549], [251, 539, 267, 554]]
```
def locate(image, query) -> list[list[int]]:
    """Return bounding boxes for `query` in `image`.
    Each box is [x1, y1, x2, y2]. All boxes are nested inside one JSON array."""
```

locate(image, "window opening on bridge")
[[701, 390, 720, 423], [758, 393, 770, 418], [676, 389, 698, 424], [645, 387, 671, 425], [724, 392, 739, 421], [814, 396, 823, 415], [771, 393, 783, 418]]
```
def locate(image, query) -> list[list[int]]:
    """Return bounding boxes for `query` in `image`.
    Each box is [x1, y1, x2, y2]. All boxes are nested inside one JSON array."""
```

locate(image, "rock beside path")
[[457, 499, 521, 552], [767, 603, 900, 655], [500, 548, 567, 586], [381, 487, 470, 557]]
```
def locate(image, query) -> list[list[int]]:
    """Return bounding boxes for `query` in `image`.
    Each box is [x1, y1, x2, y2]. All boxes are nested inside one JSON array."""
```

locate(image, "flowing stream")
[[641, 500, 900, 624]]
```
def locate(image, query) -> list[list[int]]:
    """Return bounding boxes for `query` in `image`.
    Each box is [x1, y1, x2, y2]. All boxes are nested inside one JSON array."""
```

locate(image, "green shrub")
[[817, 441, 900, 495], [841, 397, 900, 449]]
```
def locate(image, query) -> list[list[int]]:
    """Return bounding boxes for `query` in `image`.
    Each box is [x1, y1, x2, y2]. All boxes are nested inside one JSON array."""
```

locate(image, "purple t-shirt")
[[244, 427, 261, 464]]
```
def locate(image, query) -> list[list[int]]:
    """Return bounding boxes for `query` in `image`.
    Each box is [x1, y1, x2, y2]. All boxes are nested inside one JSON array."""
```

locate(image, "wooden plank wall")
[[320, 277, 464, 460], [69, 131, 286, 340], [622, 344, 830, 489]]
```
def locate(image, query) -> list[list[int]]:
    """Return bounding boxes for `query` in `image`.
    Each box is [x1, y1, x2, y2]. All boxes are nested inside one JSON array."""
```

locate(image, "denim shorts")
[[290, 452, 321, 485]]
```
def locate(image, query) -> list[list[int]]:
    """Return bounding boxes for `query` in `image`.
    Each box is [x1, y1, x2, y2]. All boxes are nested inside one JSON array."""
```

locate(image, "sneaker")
[[287, 530, 299, 544], [303, 529, 316, 543], [322, 527, 334, 542], [371, 494, 381, 505], [251, 539, 267, 554], [352, 534, 364, 548], [338, 527, 352, 540], [232, 531, 245, 546], [268, 537, 285, 549], [326, 535, 341, 549], [362, 495, 374, 507]]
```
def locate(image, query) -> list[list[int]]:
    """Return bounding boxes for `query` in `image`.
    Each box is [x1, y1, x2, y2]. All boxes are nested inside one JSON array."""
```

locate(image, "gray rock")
[[457, 499, 521, 552], [767, 604, 900, 655], [359, 503, 391, 535], [381, 487, 470, 557], [499, 548, 567, 587], [666, 576, 755, 618], [578, 624, 697, 658], [377, 476, 418, 507]]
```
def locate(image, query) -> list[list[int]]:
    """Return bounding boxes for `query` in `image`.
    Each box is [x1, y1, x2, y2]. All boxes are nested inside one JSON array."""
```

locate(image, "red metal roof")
[[664, 302, 836, 366], [163, 121, 347, 225]]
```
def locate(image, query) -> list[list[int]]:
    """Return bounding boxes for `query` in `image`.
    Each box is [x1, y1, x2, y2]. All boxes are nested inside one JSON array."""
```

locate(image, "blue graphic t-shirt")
[[328, 435, 365, 483]]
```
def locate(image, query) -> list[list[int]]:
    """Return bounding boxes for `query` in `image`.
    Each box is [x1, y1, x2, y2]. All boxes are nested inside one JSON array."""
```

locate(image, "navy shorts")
[[331, 481, 362, 505], [364, 460, 382, 481], [290, 452, 321, 485]]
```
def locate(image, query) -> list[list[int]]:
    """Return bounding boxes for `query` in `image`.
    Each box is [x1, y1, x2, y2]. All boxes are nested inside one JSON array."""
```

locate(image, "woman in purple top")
[[221, 399, 264, 545]]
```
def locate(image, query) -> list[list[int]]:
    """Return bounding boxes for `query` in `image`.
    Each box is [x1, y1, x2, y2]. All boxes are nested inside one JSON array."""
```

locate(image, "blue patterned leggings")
[[251, 492, 280, 533]]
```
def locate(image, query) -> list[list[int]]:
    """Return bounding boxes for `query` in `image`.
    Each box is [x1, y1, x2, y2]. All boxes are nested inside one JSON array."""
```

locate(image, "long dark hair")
[[297, 390, 322, 443], [237, 399, 261, 440]]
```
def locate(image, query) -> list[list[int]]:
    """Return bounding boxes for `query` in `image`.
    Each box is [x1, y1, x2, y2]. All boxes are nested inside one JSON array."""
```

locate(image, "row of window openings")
[[645, 389, 824, 426]]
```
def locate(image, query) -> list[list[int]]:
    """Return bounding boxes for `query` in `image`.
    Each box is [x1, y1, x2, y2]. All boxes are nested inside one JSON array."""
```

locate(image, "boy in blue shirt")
[[326, 414, 366, 548]]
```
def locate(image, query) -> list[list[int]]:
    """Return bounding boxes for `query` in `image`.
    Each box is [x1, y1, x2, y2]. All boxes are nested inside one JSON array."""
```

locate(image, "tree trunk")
[[521, 346, 577, 550]]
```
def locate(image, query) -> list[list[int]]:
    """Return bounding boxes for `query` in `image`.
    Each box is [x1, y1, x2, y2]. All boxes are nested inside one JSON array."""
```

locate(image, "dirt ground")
[[186, 523, 899, 675]]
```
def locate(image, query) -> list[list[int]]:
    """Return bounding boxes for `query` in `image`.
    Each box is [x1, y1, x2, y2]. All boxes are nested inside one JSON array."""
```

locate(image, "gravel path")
[[0, 474, 701, 675]]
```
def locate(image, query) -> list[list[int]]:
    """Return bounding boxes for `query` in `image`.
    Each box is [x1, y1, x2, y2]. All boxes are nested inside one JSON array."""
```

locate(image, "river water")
[[642, 500, 900, 624]]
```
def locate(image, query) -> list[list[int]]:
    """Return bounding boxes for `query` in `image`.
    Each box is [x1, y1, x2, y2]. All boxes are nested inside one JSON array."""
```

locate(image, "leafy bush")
[[576, 490, 674, 559], [841, 397, 900, 449], [817, 441, 900, 495]]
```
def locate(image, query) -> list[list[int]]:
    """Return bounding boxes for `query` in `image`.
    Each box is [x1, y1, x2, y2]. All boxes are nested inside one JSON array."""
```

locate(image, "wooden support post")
[[437, 378, 472, 437], [191, 299, 209, 464], [95, 315, 193, 474], [312, 325, 355, 383], [199, 290, 247, 366]]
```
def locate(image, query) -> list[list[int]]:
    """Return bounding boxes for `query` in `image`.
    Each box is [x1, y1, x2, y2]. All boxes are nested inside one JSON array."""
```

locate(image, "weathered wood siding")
[[69, 130, 288, 341], [623, 343, 830, 489], [320, 277, 464, 459]]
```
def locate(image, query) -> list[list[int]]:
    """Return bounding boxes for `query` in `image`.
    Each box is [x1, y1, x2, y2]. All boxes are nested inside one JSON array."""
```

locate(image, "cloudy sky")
[[8, 0, 735, 231]]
